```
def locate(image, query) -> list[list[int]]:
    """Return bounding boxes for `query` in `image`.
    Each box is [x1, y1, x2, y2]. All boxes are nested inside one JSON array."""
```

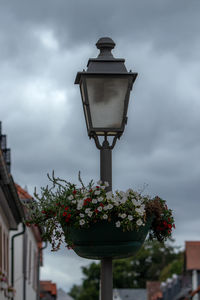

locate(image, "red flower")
[[72, 190, 77, 194], [168, 230, 171, 234], [99, 203, 104, 207], [96, 186, 100, 189], [89, 189, 93, 193], [173, 224, 176, 229], [65, 214, 71, 223], [84, 198, 92, 206], [94, 209, 98, 214], [65, 207, 69, 211], [41, 210, 46, 214], [63, 212, 68, 217], [163, 221, 168, 228], [168, 224, 172, 229]]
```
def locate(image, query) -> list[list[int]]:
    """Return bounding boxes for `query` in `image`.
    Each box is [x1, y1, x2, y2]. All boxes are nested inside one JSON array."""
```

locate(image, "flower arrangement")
[[0, 272, 7, 290], [25, 173, 175, 251], [6, 286, 16, 298]]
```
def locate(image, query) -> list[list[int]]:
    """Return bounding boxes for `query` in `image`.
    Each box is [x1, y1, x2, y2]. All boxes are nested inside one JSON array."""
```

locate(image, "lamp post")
[[75, 37, 137, 300]]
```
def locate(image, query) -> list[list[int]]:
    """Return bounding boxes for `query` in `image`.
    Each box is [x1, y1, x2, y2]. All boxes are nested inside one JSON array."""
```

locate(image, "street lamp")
[[75, 37, 137, 300], [75, 37, 137, 139]]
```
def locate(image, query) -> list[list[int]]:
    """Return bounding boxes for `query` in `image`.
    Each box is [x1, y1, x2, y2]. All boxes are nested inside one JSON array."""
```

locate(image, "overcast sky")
[[1, 0, 200, 292]]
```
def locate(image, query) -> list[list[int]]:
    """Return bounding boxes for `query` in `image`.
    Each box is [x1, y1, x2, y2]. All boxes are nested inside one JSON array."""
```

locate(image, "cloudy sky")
[[1, 0, 200, 292]]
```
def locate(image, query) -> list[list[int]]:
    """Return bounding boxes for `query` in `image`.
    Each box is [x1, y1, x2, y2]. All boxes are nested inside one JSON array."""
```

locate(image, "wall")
[[0, 204, 10, 300], [9, 224, 40, 300]]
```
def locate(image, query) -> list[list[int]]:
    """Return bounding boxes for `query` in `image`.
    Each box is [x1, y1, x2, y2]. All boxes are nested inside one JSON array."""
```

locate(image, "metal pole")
[[192, 270, 198, 300], [100, 139, 113, 300]]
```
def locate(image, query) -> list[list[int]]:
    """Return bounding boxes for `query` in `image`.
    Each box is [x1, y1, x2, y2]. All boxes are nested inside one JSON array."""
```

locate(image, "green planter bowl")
[[62, 218, 152, 260]]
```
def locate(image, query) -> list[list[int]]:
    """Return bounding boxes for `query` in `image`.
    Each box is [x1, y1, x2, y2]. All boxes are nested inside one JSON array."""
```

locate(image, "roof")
[[147, 282, 162, 300], [15, 183, 33, 201], [113, 288, 147, 300], [0, 149, 24, 228], [15, 183, 43, 243], [40, 280, 57, 296], [185, 241, 200, 270], [57, 288, 74, 300]]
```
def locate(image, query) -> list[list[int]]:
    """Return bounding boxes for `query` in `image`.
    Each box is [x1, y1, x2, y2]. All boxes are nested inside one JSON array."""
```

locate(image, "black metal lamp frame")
[[75, 37, 137, 300]]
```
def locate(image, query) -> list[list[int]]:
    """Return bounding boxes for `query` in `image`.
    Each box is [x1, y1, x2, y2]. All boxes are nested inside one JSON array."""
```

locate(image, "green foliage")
[[69, 241, 183, 300], [69, 263, 100, 300], [25, 173, 175, 251], [159, 253, 184, 281]]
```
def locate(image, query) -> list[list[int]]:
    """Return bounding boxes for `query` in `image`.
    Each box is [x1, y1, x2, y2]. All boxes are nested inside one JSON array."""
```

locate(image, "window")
[[0, 224, 2, 271], [6, 236, 9, 276], [3, 232, 6, 272], [28, 240, 32, 283], [32, 251, 37, 290], [0, 223, 9, 276]]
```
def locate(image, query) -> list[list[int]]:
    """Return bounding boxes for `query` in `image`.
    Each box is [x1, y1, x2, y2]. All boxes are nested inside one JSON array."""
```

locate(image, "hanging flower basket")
[[62, 217, 153, 259], [25, 172, 175, 259]]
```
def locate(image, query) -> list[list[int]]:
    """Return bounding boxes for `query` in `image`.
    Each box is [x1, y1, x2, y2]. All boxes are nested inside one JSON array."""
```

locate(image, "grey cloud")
[[1, 0, 200, 291]]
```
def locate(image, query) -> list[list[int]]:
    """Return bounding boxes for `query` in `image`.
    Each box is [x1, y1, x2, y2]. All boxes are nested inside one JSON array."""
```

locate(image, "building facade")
[[0, 123, 23, 299], [0, 122, 44, 300]]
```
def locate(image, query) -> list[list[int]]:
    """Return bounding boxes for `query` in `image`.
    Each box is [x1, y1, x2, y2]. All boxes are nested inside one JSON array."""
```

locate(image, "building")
[[40, 280, 57, 300], [57, 288, 74, 300], [0, 122, 45, 300], [113, 288, 147, 300], [13, 184, 44, 300], [147, 241, 200, 300], [0, 122, 24, 299]]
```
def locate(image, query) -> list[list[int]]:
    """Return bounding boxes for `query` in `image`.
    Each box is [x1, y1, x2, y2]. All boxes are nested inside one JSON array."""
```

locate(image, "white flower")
[[136, 219, 143, 226], [97, 206, 103, 212], [128, 215, 133, 221], [135, 207, 145, 216], [121, 213, 127, 219], [132, 198, 142, 206], [79, 213, 84, 218], [98, 196, 103, 202], [92, 199, 98, 204], [79, 219, 85, 226], [126, 188, 133, 194], [103, 206, 109, 211], [103, 214, 108, 219], [77, 205, 83, 210], [104, 181, 109, 187], [120, 197, 127, 204], [107, 204, 113, 210], [140, 204, 145, 211], [68, 195, 73, 200], [106, 191, 113, 199], [85, 208, 91, 214], [72, 200, 77, 204], [119, 191, 125, 197], [88, 211, 93, 217], [97, 180, 102, 185], [116, 221, 121, 228], [132, 199, 138, 206], [95, 190, 100, 195]]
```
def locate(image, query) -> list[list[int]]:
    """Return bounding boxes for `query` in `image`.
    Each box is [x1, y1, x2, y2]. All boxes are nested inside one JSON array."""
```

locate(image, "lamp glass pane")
[[81, 83, 90, 130], [86, 77, 129, 129]]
